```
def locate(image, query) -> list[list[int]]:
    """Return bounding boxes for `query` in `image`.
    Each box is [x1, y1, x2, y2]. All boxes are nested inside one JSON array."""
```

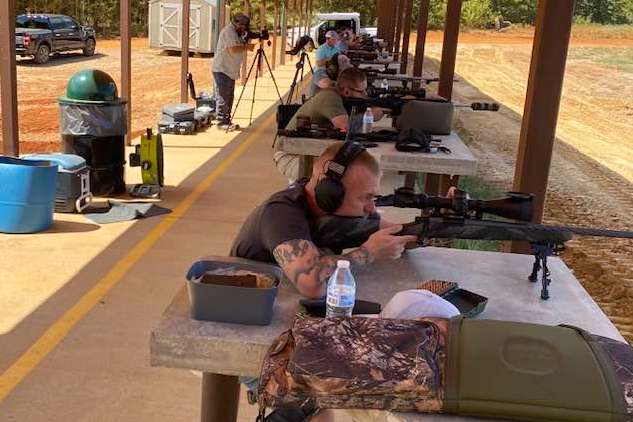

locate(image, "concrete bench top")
[[150, 247, 622, 373], [150, 247, 623, 421], [278, 131, 477, 176]]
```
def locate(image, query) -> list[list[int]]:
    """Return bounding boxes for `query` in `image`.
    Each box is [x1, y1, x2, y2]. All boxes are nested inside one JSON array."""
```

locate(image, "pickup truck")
[[288, 13, 377, 47], [16, 14, 96, 64]]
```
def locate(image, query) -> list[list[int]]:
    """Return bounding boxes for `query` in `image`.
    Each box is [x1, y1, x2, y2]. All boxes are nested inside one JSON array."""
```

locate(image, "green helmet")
[[60, 69, 119, 104]]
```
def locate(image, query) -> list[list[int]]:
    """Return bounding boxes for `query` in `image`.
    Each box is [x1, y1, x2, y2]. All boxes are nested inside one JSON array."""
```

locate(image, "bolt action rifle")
[[310, 186, 633, 300], [343, 96, 500, 117]]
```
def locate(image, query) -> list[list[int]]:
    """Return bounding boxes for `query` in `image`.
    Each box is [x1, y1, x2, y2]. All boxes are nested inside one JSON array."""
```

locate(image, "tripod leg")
[[286, 56, 303, 105], [229, 52, 259, 128], [305, 54, 314, 74], [249, 50, 262, 125], [262, 49, 283, 103]]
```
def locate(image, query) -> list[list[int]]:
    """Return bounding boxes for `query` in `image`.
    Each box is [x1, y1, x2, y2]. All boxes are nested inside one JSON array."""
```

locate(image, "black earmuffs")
[[314, 141, 366, 213]]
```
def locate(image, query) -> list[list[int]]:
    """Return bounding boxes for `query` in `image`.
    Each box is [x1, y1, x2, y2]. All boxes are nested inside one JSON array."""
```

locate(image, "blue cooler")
[[24, 154, 92, 213], [0, 156, 58, 233]]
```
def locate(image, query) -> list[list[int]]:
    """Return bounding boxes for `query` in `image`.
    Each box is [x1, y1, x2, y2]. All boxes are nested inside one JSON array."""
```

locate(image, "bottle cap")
[[337, 260, 350, 269]]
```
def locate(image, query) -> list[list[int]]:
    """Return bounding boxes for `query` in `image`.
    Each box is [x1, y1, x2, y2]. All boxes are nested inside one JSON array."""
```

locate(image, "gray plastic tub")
[[185, 256, 282, 326]]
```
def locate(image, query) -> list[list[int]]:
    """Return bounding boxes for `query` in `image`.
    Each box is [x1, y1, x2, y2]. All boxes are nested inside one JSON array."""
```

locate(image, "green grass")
[[452, 176, 505, 252], [568, 46, 633, 74]]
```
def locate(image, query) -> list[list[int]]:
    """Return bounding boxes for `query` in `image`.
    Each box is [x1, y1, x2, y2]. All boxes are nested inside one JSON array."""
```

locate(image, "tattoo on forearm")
[[273, 239, 311, 267], [272, 240, 372, 295]]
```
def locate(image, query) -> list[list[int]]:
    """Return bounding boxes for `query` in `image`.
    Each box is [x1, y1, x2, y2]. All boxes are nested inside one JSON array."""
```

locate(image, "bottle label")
[[327, 294, 355, 308]]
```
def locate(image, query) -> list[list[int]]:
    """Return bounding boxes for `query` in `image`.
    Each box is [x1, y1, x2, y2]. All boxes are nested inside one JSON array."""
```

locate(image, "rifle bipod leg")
[[540, 254, 552, 300], [528, 254, 541, 283], [529, 243, 554, 299]]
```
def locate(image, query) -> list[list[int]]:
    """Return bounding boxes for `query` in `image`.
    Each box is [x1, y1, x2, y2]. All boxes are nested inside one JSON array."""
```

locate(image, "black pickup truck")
[[16, 14, 96, 64]]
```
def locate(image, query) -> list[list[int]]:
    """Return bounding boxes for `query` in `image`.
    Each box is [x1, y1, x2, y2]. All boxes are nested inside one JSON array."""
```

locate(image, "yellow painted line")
[[0, 111, 276, 403]]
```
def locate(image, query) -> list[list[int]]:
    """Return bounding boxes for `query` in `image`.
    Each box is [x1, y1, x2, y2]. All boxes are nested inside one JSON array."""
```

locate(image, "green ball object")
[[61, 69, 119, 103]]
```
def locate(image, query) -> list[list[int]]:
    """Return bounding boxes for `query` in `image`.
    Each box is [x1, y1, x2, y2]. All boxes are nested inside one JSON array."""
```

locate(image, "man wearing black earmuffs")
[[231, 141, 417, 300]]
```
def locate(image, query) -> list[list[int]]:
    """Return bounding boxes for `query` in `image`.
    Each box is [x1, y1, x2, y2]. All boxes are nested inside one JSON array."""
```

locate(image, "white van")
[[288, 12, 376, 47]]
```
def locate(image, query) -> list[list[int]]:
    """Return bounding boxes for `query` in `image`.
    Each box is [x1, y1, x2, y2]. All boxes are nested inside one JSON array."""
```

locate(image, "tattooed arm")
[[273, 239, 372, 299]]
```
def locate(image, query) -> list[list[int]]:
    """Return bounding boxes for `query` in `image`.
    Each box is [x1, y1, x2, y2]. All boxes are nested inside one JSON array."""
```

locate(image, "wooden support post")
[[0, 0, 19, 156], [437, 0, 462, 100], [181, 0, 191, 103], [377, 0, 386, 39], [280, 0, 287, 65], [511, 0, 575, 252], [289, 0, 296, 51], [214, 0, 226, 49], [306, 0, 312, 36], [298, 0, 304, 38], [120, 0, 132, 145], [272, 0, 279, 69], [412, 0, 430, 79], [400, 0, 414, 74], [385, 0, 396, 52], [241, 0, 251, 84], [259, 0, 266, 77], [393, 0, 404, 55]]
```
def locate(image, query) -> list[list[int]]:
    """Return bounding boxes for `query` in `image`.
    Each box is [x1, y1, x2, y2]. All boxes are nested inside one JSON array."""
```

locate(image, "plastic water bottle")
[[362, 108, 374, 134], [326, 260, 356, 318], [381, 78, 389, 91]]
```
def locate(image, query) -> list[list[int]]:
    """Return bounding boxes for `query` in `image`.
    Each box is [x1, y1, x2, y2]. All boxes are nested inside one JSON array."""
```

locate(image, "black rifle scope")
[[376, 187, 534, 222]]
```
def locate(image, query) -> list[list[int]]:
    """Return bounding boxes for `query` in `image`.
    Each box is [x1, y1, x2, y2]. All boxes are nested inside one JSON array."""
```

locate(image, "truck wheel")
[[34, 44, 50, 64], [83, 38, 95, 56]]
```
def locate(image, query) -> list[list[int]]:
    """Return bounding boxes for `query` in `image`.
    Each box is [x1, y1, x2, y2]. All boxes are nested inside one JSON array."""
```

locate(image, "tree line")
[[13, 0, 633, 37]]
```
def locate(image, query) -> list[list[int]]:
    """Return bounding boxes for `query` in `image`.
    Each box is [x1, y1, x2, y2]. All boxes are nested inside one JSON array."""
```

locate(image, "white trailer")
[[148, 0, 230, 54]]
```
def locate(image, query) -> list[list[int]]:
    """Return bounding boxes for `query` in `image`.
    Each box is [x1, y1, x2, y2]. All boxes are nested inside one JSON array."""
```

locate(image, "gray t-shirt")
[[230, 179, 312, 263], [212, 24, 245, 80]]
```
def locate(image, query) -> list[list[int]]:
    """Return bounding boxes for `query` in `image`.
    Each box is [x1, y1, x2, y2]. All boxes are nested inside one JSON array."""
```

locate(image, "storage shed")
[[148, 0, 229, 54]]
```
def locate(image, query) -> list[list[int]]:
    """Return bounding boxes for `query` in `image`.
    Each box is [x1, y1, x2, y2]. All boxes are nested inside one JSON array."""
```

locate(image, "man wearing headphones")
[[308, 53, 354, 97], [212, 14, 255, 128], [232, 141, 417, 300]]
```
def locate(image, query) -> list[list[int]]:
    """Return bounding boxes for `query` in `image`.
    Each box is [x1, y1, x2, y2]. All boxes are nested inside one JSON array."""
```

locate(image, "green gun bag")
[[258, 317, 633, 421], [445, 318, 632, 421]]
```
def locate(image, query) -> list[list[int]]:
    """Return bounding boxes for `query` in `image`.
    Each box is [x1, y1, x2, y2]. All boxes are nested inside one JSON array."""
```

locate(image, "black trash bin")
[[59, 69, 127, 196]]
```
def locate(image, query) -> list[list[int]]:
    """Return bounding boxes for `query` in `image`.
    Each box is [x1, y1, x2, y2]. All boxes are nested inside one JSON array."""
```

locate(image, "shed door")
[[159, 3, 180, 48], [159, 2, 201, 50]]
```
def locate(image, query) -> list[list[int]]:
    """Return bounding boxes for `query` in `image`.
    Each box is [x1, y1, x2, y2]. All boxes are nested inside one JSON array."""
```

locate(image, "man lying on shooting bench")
[[274, 68, 386, 180], [231, 141, 418, 421]]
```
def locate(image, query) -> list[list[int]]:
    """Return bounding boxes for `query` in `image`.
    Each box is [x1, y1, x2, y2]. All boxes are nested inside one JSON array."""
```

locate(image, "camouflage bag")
[[258, 317, 633, 421], [257, 317, 449, 417]]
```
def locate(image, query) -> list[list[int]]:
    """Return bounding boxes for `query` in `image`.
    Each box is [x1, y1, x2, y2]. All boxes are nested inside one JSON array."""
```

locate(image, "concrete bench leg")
[[201, 373, 240, 422], [298, 155, 314, 179]]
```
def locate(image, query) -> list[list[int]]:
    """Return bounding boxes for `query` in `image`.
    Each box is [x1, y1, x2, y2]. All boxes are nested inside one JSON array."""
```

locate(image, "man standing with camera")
[[213, 14, 255, 128]]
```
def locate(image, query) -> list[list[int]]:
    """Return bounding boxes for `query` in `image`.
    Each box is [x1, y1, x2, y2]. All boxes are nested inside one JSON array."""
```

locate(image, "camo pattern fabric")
[[595, 335, 633, 417], [258, 317, 448, 413]]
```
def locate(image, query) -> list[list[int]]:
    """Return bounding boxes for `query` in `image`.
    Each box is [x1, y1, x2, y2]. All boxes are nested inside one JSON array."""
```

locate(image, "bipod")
[[528, 242, 564, 300], [228, 41, 283, 130]]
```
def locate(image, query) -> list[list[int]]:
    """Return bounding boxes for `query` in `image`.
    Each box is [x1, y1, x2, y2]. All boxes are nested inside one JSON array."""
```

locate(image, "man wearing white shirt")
[[212, 14, 255, 127]]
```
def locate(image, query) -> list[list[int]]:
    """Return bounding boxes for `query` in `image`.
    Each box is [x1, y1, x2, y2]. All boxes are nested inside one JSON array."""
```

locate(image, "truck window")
[[61, 17, 79, 29], [49, 17, 64, 30], [16, 16, 50, 30]]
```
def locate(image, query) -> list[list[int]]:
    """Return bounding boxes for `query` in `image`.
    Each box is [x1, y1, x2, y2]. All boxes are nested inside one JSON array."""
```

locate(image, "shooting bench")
[[150, 247, 623, 422]]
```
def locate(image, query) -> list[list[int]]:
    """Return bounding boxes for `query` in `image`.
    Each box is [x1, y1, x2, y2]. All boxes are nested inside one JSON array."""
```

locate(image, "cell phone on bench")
[[299, 298, 381, 318]]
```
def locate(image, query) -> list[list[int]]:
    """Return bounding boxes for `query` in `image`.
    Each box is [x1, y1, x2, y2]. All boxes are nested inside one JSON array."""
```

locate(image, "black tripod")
[[229, 40, 283, 129], [286, 50, 313, 105]]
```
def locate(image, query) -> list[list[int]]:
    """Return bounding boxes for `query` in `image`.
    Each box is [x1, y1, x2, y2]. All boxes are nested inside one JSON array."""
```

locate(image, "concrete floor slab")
[[0, 58, 311, 421]]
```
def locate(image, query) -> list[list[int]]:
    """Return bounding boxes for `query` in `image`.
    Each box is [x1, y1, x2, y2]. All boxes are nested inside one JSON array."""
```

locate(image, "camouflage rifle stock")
[[311, 187, 633, 299]]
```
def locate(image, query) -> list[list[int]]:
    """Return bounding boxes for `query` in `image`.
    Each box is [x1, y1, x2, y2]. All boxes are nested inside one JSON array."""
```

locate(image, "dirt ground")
[[0, 38, 282, 152], [2, 29, 632, 340], [417, 28, 633, 341]]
